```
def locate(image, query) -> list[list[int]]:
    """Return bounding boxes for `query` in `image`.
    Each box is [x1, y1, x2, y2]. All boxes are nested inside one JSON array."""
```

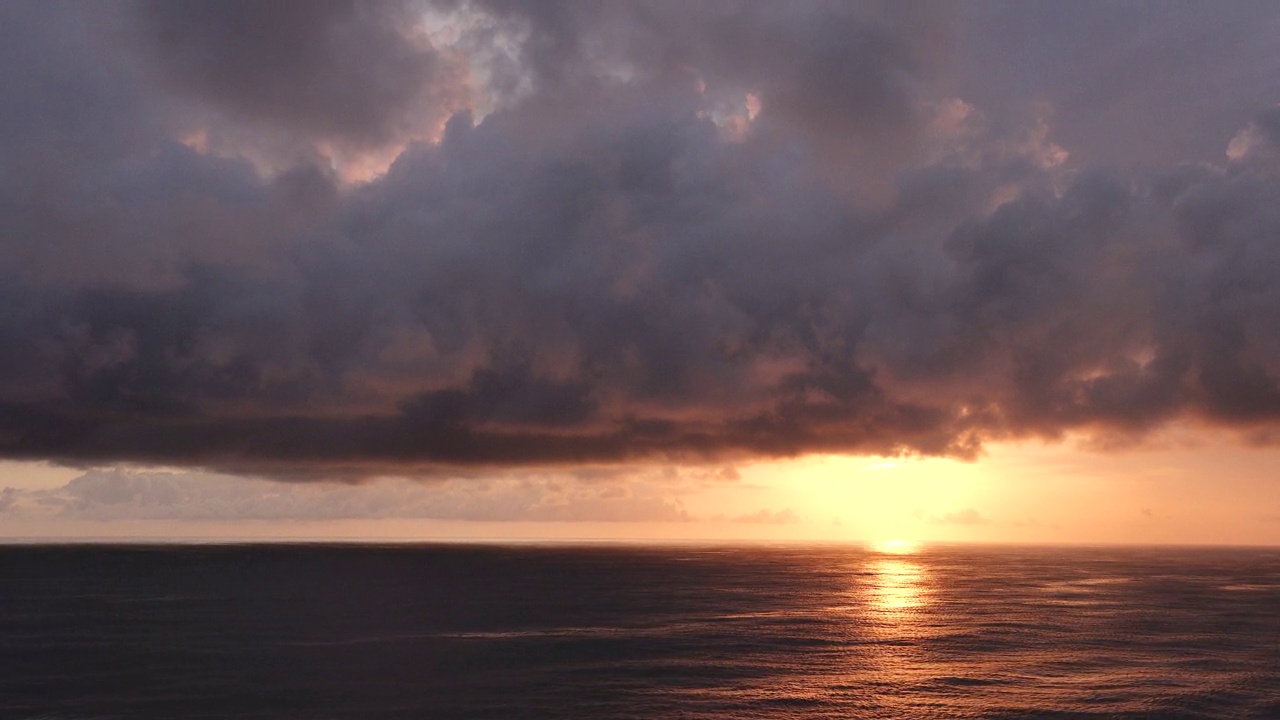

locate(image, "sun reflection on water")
[[868, 557, 926, 614], [850, 544, 934, 698], [862, 540, 928, 617]]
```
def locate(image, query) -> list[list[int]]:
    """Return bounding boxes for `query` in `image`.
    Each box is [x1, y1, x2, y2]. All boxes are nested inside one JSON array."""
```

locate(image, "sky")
[[2, 1, 1280, 544]]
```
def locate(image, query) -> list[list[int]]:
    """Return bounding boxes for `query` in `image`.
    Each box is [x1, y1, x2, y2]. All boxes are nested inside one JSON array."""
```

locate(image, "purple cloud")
[[2, 2, 1280, 480]]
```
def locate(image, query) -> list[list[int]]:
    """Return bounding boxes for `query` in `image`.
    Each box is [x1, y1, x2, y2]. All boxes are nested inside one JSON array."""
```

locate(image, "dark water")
[[3, 543, 1280, 719]]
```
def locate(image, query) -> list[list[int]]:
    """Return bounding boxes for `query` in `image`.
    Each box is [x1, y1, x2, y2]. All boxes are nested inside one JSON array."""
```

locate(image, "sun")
[[870, 539, 922, 554]]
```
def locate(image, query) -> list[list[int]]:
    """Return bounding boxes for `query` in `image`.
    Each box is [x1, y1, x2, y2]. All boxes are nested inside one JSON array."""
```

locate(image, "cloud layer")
[[0, 468, 689, 523], [3, 2, 1280, 479]]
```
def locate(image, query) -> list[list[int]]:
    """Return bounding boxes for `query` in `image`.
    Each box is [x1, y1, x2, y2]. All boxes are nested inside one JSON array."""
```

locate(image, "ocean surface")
[[2, 543, 1279, 719]]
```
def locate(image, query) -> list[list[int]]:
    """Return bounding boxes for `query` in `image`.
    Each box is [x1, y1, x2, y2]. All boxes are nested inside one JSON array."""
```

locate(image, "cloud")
[[4, 469, 688, 523], [2, 3, 1280, 480], [132, 1, 443, 136], [1228, 106, 1280, 164], [0, 487, 18, 513], [931, 509, 988, 526], [731, 508, 800, 525], [126, 0, 472, 174]]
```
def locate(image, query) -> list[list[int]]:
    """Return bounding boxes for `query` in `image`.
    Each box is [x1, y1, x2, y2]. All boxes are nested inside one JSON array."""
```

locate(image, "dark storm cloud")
[[945, 2, 1280, 168], [3, 1, 1280, 479], [457, 0, 932, 189], [466, 1, 924, 130], [130, 0, 457, 146]]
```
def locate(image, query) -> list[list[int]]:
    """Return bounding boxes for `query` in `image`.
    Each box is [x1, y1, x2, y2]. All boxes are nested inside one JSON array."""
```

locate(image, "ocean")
[[2, 543, 1278, 719]]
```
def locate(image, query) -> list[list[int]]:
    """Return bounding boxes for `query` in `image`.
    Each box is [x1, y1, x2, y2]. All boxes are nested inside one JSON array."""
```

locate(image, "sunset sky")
[[2, 1, 1280, 544]]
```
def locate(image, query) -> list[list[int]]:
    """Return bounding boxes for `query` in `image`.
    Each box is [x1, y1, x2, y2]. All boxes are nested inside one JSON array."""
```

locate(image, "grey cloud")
[[1252, 107, 1280, 147], [946, 2, 1280, 168], [129, 0, 461, 148], [461, 1, 932, 183], [2, 2, 1280, 480], [0, 487, 18, 513], [12, 469, 687, 523]]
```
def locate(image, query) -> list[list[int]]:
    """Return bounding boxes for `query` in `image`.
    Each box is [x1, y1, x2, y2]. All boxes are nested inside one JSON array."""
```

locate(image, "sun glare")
[[776, 453, 990, 541], [870, 539, 922, 555]]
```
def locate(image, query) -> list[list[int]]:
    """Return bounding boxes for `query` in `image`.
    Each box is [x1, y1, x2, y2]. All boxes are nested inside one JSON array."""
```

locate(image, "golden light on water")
[[866, 540, 926, 616], [868, 557, 926, 614]]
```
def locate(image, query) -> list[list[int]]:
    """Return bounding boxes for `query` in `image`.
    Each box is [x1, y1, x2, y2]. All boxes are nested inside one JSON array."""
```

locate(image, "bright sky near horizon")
[[3, 1, 1280, 543], [5, 428, 1280, 544]]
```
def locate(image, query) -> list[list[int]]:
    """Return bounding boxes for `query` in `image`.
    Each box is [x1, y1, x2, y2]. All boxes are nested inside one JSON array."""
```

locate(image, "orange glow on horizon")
[[870, 539, 923, 555]]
